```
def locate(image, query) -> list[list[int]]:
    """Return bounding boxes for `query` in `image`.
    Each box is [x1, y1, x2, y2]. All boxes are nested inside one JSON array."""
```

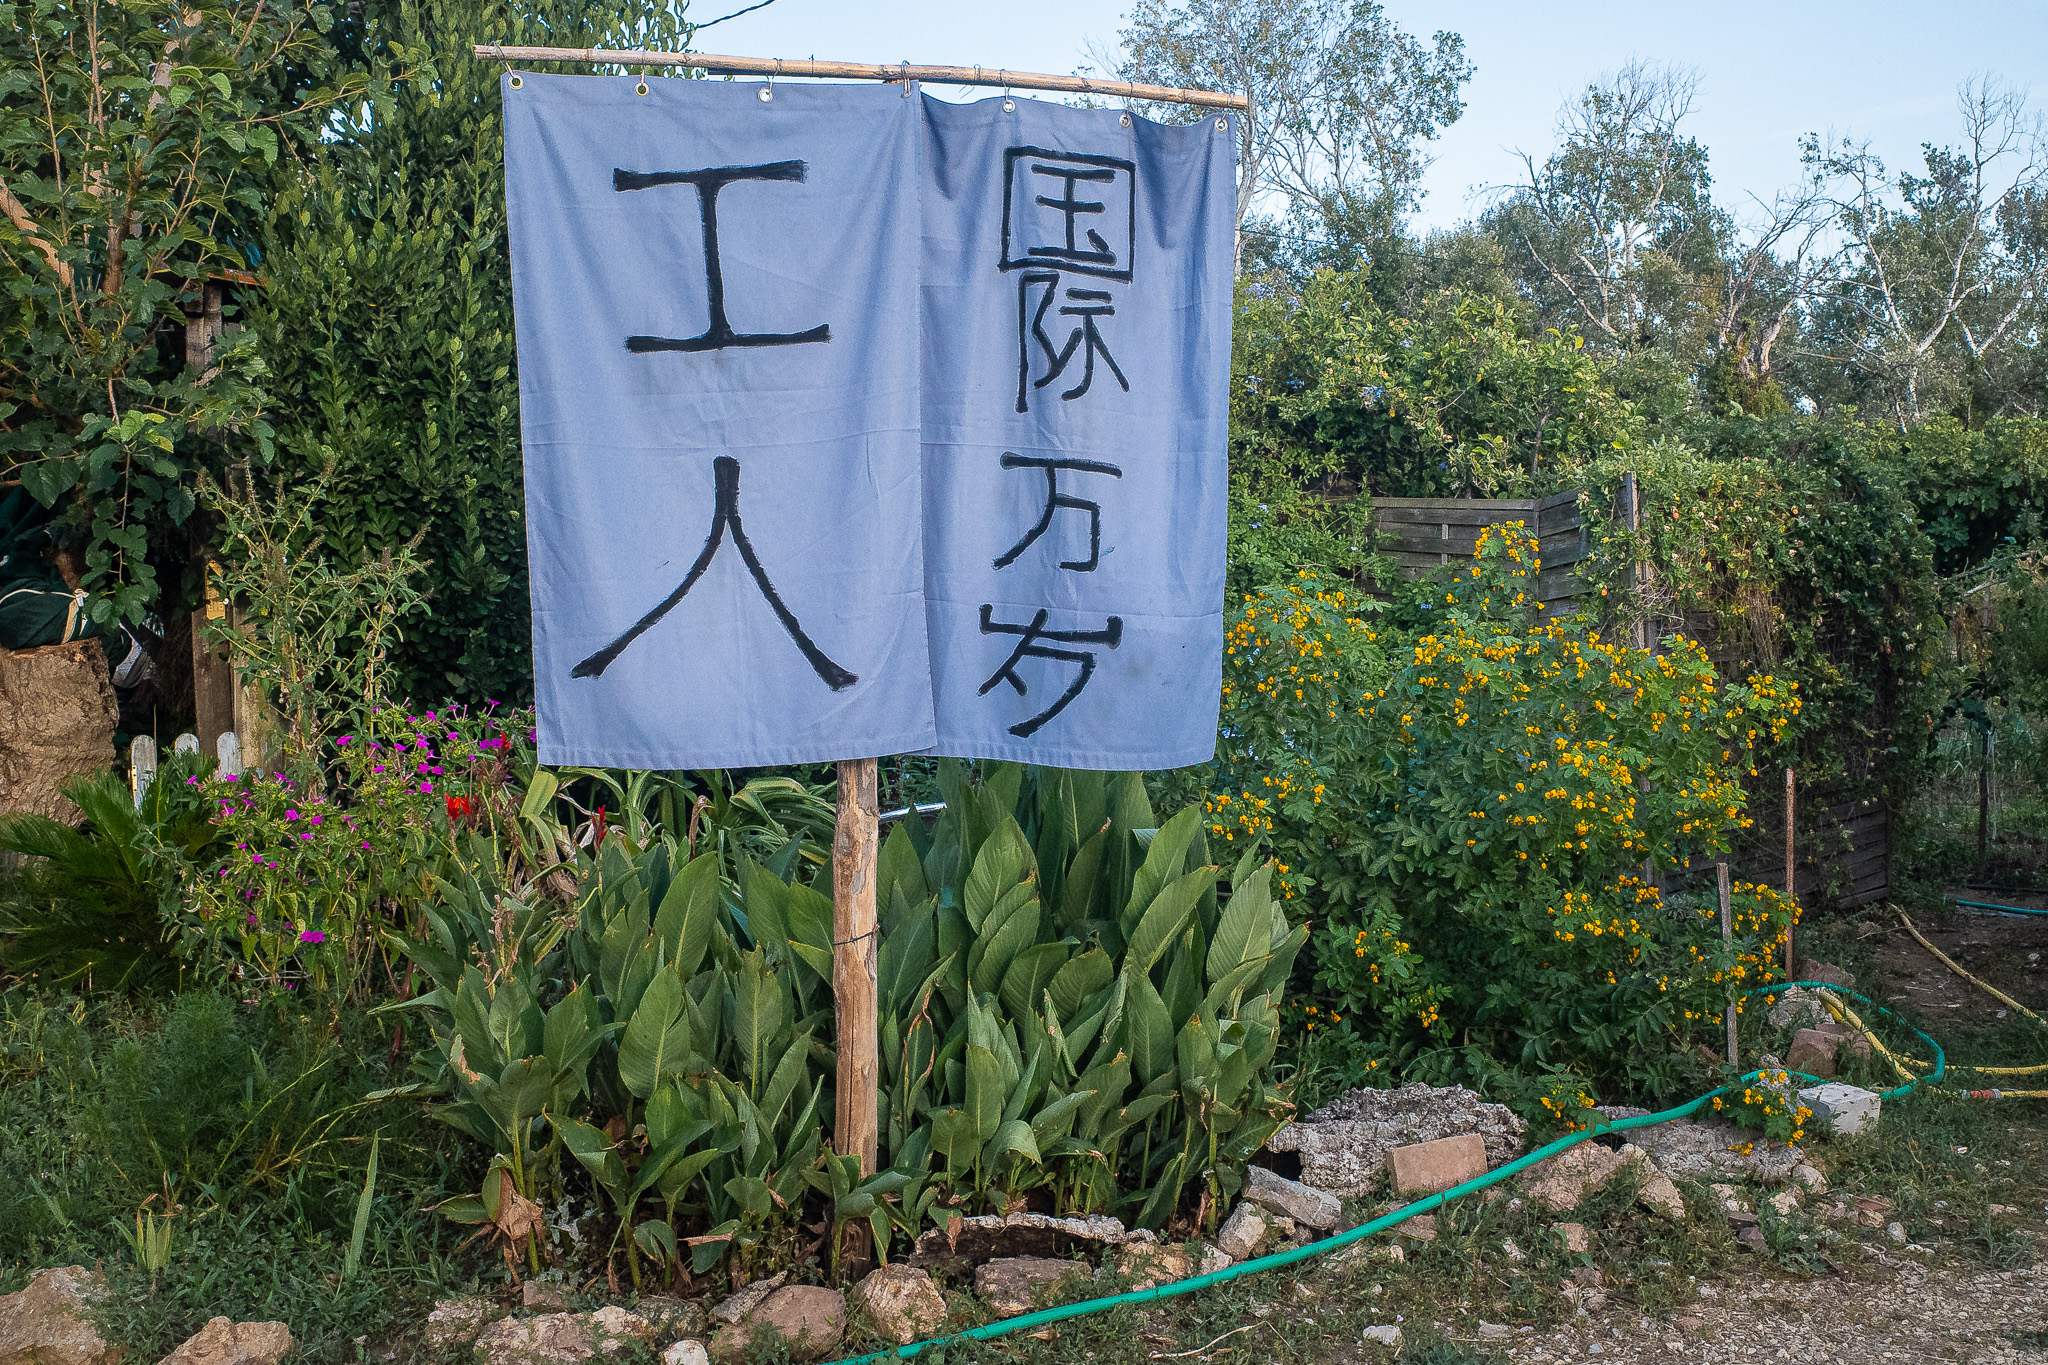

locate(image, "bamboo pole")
[[473, 45, 1249, 110], [833, 758, 880, 1178]]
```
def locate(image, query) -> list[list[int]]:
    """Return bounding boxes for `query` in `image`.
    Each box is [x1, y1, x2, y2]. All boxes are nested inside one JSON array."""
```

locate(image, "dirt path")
[[1484, 1252, 2048, 1363]]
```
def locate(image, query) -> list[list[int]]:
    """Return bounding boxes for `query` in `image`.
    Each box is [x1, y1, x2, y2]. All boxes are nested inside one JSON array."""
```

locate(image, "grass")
[[0, 989, 493, 1363]]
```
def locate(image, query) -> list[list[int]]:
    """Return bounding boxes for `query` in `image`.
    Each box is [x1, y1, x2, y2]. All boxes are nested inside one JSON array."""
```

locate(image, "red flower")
[[446, 794, 474, 821]]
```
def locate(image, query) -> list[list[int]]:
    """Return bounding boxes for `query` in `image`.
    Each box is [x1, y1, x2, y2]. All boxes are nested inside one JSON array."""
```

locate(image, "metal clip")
[[758, 57, 777, 102], [900, 59, 913, 97], [1001, 69, 1015, 115]]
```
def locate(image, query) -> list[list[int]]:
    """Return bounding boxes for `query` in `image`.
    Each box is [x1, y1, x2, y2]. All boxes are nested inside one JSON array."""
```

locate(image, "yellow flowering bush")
[[1195, 524, 1797, 1106]]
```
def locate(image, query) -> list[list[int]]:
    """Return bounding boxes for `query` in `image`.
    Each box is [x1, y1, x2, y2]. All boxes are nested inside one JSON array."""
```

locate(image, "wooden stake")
[[1783, 767, 1796, 978], [833, 758, 880, 1177], [474, 45, 1249, 110], [1718, 860, 1737, 1066]]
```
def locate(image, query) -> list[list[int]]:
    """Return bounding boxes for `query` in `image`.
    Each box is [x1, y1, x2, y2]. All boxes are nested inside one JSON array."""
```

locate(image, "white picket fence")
[[129, 731, 243, 806]]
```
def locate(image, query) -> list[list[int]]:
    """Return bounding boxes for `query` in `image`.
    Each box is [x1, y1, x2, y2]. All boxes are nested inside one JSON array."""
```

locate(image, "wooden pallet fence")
[[1369, 490, 1590, 613], [1661, 795, 1889, 911]]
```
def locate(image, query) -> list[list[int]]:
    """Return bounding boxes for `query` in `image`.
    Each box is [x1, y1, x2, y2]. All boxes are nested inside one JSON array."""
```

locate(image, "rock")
[[1789, 1164, 1828, 1193], [1362, 1324, 1402, 1348], [1886, 1221, 1907, 1244], [1214, 1201, 1271, 1261], [708, 1287, 844, 1363], [1477, 1322, 1512, 1340], [425, 1297, 509, 1349], [659, 1344, 708, 1365], [975, 1258, 1088, 1317], [632, 1299, 706, 1343], [1800, 961, 1855, 990], [159, 1319, 293, 1365], [1386, 1134, 1488, 1195], [1197, 1244, 1233, 1276], [1765, 1190, 1800, 1217], [476, 1315, 594, 1365], [1799, 1082, 1881, 1136], [523, 1283, 569, 1313], [1736, 1225, 1766, 1250], [1522, 1142, 1628, 1213], [849, 1265, 946, 1346], [0, 1267, 114, 1365], [1500, 1238, 1525, 1262], [1264, 1084, 1526, 1196], [1674, 1315, 1706, 1334], [1243, 1166, 1341, 1230], [0, 641, 118, 823], [1571, 1268, 1604, 1288], [1853, 1195, 1892, 1227], [1553, 1223, 1590, 1254], [1767, 987, 1828, 1031], [1638, 1172, 1687, 1220], [1785, 1029, 1839, 1079], [709, 1272, 787, 1326], [580, 1309, 656, 1354], [1630, 1118, 1809, 1182], [1114, 1243, 1195, 1291], [1395, 1215, 1436, 1241], [907, 1212, 1138, 1271]]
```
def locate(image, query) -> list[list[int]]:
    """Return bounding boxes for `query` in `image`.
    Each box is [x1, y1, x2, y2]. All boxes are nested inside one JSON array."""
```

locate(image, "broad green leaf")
[[966, 883, 1039, 995], [980, 1118, 1040, 1171], [1123, 966, 1176, 1086], [729, 948, 784, 1092], [1206, 863, 1274, 985], [1122, 805, 1199, 936], [1123, 865, 1213, 975], [618, 968, 691, 1099], [964, 1044, 1005, 1143], [963, 817, 1031, 932], [653, 851, 723, 978], [1048, 947, 1114, 1019], [999, 943, 1069, 1023]]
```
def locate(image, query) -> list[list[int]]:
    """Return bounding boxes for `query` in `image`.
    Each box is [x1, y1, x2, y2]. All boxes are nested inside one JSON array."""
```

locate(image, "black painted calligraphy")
[[977, 606, 1123, 737], [999, 148, 1134, 282], [615, 161, 831, 353], [992, 453, 1123, 571], [573, 456, 855, 690], [1016, 273, 1129, 411]]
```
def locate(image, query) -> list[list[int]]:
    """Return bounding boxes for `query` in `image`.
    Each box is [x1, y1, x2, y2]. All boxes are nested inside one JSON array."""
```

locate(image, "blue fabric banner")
[[504, 74, 1233, 771]]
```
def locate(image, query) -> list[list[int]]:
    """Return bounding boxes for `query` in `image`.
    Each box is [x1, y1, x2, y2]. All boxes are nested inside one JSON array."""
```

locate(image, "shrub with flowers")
[[1186, 523, 1800, 1111], [173, 705, 526, 998]]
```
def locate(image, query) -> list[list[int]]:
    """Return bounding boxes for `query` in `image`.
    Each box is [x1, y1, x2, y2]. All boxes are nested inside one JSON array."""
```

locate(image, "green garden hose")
[[1952, 897, 2048, 917], [824, 983, 1945, 1365]]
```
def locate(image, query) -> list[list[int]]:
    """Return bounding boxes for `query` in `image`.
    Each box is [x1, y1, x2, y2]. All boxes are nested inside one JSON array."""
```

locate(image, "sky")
[[691, 0, 2048, 232]]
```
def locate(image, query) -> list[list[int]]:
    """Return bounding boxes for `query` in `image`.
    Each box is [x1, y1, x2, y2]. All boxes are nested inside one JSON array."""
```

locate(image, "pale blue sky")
[[692, 0, 2048, 231]]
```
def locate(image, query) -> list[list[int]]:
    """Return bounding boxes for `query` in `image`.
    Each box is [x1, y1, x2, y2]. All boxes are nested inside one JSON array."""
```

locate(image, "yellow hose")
[[1898, 912, 2046, 1027], [1818, 989, 1920, 1082]]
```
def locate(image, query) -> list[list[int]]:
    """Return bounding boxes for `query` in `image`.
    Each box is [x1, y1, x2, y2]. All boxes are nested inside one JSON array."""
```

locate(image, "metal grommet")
[[635, 81, 648, 96], [1119, 112, 1132, 128], [1001, 70, 1015, 113], [1215, 116, 1228, 131], [508, 74, 522, 89], [757, 84, 773, 102]]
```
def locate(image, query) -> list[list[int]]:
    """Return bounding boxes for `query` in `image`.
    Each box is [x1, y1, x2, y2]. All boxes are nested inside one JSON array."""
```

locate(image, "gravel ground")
[[1464, 1247, 2048, 1363]]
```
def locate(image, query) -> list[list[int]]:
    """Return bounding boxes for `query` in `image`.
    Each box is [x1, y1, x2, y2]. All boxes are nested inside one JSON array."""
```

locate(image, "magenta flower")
[[300, 929, 326, 944], [285, 809, 300, 821], [418, 780, 434, 794], [337, 736, 353, 747]]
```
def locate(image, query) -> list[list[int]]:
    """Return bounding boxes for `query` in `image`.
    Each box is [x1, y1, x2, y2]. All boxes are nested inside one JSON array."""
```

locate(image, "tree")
[[0, 0, 374, 624], [1810, 76, 2048, 424], [247, 0, 694, 704], [1491, 61, 1722, 361], [1700, 177, 1838, 416], [1113, 0, 1471, 268]]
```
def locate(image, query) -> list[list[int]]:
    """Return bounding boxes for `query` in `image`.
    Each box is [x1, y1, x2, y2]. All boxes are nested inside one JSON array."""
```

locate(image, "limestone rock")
[[1265, 1084, 1525, 1196], [0, 1267, 114, 1365], [579, 1309, 655, 1354], [425, 1296, 508, 1349], [1362, 1323, 1401, 1347], [1767, 987, 1828, 1032], [974, 1258, 1088, 1317], [1242, 1166, 1340, 1230], [1765, 1189, 1800, 1217], [1197, 1243, 1233, 1276], [659, 1344, 707, 1365], [158, 1320, 292, 1365], [1214, 1202, 1270, 1261], [1789, 1164, 1828, 1194], [475, 1315, 594, 1365], [1553, 1223, 1590, 1254], [1628, 1118, 1809, 1182], [1522, 1142, 1628, 1213], [1395, 1215, 1436, 1241], [908, 1212, 1137, 1271], [630, 1299, 704, 1344], [849, 1265, 945, 1346], [1799, 1082, 1881, 1136], [709, 1273, 786, 1326], [1785, 1028, 1839, 1079], [1114, 1244, 1198, 1292], [1386, 1134, 1487, 1195], [522, 1284, 568, 1313], [708, 1288, 843, 1364], [0, 641, 118, 823], [1637, 1171, 1686, 1220]]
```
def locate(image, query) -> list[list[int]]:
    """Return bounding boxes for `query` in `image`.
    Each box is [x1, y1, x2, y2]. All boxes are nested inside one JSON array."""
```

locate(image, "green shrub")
[[387, 764, 1300, 1285], [1180, 524, 1795, 1112]]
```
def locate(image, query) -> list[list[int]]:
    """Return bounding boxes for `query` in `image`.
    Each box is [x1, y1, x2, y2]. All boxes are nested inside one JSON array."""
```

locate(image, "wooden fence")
[[1369, 490, 1591, 614]]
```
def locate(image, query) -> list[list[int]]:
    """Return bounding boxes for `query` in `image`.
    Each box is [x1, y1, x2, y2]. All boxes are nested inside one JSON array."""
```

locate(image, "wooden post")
[[1783, 767, 1796, 978], [192, 560, 235, 760], [833, 758, 880, 1177], [1718, 861, 1737, 1066], [129, 736, 158, 809], [1978, 724, 1991, 871]]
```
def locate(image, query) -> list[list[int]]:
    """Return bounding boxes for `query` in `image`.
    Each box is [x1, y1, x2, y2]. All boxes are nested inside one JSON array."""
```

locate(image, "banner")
[[504, 74, 1233, 771]]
